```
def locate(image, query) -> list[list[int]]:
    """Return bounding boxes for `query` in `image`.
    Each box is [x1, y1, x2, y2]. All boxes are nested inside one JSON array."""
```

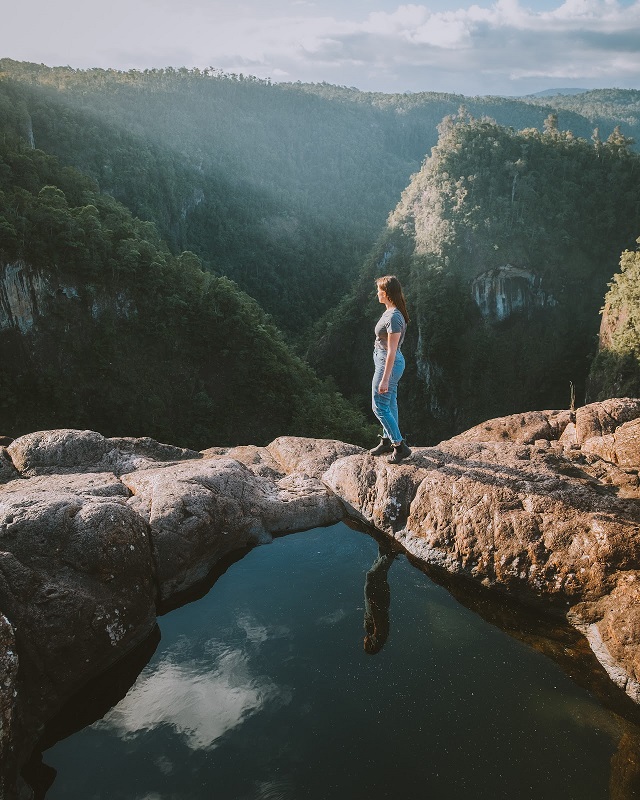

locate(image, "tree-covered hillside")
[[310, 113, 640, 443], [1, 60, 637, 340], [0, 125, 371, 447], [588, 239, 640, 401], [2, 60, 640, 447], [523, 89, 640, 142]]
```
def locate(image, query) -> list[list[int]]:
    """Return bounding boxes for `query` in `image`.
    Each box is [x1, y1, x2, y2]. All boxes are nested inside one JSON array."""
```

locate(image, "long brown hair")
[[376, 275, 410, 324]]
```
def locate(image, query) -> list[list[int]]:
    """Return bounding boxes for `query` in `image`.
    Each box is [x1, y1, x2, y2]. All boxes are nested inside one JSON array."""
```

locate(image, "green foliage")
[[312, 112, 640, 443], [0, 137, 372, 447], [1, 61, 637, 337], [588, 241, 640, 400], [3, 60, 640, 446]]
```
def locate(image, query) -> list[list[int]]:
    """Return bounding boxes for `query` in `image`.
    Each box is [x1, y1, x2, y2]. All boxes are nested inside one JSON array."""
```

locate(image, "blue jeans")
[[372, 348, 405, 444]]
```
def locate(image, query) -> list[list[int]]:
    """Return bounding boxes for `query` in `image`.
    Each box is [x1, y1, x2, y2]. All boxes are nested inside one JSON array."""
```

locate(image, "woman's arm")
[[378, 332, 401, 393]]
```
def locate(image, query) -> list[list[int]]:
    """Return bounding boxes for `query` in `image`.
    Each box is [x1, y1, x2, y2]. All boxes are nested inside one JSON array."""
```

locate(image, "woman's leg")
[[372, 352, 404, 444], [388, 352, 404, 438]]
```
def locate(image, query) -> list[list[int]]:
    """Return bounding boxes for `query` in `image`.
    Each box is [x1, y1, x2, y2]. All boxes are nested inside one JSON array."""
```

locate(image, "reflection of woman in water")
[[363, 544, 397, 655]]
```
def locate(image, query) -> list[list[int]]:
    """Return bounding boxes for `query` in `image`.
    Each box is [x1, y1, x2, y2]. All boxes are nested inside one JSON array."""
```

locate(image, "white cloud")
[[95, 633, 290, 750], [2, 0, 640, 94]]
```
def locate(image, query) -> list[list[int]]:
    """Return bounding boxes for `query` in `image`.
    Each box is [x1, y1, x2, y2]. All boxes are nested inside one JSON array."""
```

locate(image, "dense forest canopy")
[[1, 60, 639, 335], [310, 112, 640, 443], [589, 240, 640, 401], [1, 59, 640, 446], [0, 108, 372, 447]]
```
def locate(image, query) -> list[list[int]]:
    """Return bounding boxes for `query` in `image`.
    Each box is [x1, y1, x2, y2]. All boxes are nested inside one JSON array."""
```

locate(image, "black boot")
[[388, 440, 411, 464], [369, 436, 393, 456]]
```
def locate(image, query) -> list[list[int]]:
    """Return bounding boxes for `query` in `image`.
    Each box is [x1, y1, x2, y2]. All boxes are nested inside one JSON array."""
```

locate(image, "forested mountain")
[[524, 89, 640, 141], [1, 60, 637, 338], [2, 59, 640, 447], [0, 116, 371, 447], [589, 239, 640, 401], [310, 112, 640, 443]]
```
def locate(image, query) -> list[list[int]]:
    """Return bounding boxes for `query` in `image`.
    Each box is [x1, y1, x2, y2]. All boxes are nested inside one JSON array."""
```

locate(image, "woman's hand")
[[378, 379, 389, 394]]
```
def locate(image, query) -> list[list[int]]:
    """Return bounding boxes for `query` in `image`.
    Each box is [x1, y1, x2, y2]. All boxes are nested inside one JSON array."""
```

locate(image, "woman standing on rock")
[[369, 275, 411, 464]]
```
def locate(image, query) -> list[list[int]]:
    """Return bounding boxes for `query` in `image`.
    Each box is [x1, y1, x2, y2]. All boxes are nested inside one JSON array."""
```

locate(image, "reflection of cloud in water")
[[249, 778, 296, 800], [236, 613, 290, 645], [316, 608, 347, 626], [96, 646, 287, 750]]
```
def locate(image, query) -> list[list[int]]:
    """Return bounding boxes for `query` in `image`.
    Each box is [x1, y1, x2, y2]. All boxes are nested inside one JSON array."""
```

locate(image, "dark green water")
[[40, 522, 634, 799]]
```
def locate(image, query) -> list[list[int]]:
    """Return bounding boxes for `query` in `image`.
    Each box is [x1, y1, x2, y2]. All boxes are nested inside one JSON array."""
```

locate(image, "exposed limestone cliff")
[[471, 265, 555, 321], [0, 263, 48, 334], [2, 405, 640, 797]]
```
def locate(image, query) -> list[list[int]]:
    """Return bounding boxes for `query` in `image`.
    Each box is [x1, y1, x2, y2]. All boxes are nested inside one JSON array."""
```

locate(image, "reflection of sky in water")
[[316, 608, 348, 626], [95, 618, 291, 750], [42, 523, 633, 800]]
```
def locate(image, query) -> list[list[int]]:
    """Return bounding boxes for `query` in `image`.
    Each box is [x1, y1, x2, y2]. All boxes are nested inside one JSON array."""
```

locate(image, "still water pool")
[[40, 522, 635, 799]]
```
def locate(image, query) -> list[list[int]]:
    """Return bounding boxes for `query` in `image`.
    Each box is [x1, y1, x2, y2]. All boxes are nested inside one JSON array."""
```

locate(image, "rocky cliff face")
[[0, 262, 49, 334], [587, 242, 640, 402], [0, 260, 133, 336], [471, 265, 555, 321], [2, 405, 640, 797]]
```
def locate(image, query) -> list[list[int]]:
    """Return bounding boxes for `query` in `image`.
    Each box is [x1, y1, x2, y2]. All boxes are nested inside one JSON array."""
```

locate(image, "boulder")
[[121, 456, 344, 602], [7, 430, 109, 476], [7, 429, 202, 479], [0, 485, 157, 751], [267, 436, 364, 480], [450, 409, 573, 445], [0, 450, 17, 485], [322, 407, 640, 702], [575, 398, 640, 445]]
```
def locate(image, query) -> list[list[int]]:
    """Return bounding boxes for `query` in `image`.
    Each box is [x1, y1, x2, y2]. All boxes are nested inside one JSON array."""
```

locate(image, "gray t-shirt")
[[374, 307, 406, 351]]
